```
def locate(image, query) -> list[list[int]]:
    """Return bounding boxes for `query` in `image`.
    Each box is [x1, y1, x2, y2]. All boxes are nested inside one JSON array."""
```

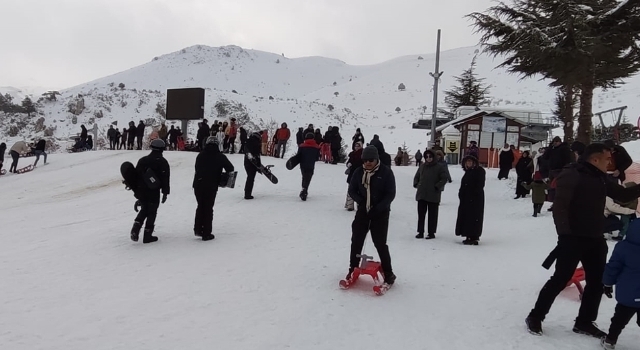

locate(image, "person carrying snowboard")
[[193, 136, 234, 241], [244, 132, 263, 199], [130, 139, 170, 243], [345, 145, 397, 288], [297, 133, 320, 201]]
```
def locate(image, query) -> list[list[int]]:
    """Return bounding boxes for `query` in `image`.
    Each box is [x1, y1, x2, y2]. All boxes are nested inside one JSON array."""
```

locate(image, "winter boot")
[[573, 320, 607, 338], [601, 337, 616, 350], [525, 317, 543, 336], [201, 234, 215, 241], [425, 233, 436, 239], [514, 195, 521, 199], [244, 195, 254, 200], [463, 239, 479, 245], [345, 267, 355, 281], [415, 233, 424, 239], [142, 226, 158, 244], [300, 189, 308, 201], [383, 272, 396, 285], [130, 221, 142, 242]]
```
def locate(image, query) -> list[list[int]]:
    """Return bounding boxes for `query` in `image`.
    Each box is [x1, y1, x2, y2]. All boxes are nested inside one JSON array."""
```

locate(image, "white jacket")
[[604, 197, 637, 217], [10, 141, 30, 154]]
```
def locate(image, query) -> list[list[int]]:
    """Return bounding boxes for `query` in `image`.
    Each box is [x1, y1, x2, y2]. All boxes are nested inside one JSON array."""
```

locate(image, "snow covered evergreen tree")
[[21, 97, 36, 117], [468, 0, 640, 144], [552, 86, 579, 143], [444, 55, 491, 110]]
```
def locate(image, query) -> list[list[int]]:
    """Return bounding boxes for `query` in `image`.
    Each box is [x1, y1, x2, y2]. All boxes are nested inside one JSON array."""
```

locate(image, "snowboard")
[[120, 161, 140, 198], [286, 154, 300, 170], [219, 171, 238, 189], [248, 156, 278, 184]]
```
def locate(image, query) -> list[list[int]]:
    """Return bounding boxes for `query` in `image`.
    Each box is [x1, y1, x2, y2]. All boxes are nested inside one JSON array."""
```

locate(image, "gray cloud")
[[0, 0, 493, 89]]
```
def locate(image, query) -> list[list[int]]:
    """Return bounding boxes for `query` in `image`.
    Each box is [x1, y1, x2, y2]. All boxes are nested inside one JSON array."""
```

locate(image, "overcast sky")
[[1, 0, 493, 89]]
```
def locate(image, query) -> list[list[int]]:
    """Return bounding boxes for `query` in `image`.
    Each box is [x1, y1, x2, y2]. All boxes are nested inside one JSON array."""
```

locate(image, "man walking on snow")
[[526, 143, 640, 337], [193, 136, 234, 241], [345, 145, 397, 287], [297, 133, 320, 201]]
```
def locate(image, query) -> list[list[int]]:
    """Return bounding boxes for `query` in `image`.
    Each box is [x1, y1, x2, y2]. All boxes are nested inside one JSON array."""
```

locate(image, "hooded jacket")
[[193, 143, 234, 191], [603, 219, 640, 307], [413, 151, 448, 203]]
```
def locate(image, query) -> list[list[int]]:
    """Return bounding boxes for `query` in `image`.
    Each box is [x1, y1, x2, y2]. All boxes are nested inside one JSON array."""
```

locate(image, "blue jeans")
[[34, 150, 47, 166]]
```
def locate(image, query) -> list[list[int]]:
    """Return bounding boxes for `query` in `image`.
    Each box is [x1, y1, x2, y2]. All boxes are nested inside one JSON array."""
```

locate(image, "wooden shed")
[[449, 111, 526, 166]]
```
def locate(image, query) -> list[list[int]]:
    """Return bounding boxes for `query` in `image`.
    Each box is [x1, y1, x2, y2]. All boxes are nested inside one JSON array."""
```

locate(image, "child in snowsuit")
[[522, 172, 548, 217], [601, 219, 640, 349]]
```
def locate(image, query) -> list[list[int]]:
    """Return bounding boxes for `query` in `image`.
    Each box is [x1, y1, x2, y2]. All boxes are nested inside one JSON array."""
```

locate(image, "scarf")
[[362, 162, 380, 211]]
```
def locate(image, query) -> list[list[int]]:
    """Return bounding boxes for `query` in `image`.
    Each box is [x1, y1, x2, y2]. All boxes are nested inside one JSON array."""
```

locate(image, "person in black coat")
[[244, 132, 263, 199], [0, 142, 6, 173], [330, 126, 342, 164], [193, 136, 234, 241], [370, 138, 391, 167], [455, 155, 486, 245], [295, 127, 304, 146], [345, 142, 364, 210], [604, 139, 633, 181], [352, 128, 365, 151], [297, 133, 321, 200], [498, 143, 514, 180], [526, 143, 640, 337], [120, 128, 128, 150], [346, 145, 397, 286], [197, 119, 210, 151], [239, 127, 248, 154], [136, 120, 145, 150], [33, 139, 47, 166], [107, 125, 117, 150], [80, 125, 88, 146], [127, 122, 136, 150], [131, 139, 170, 244], [168, 125, 178, 150], [515, 151, 533, 199]]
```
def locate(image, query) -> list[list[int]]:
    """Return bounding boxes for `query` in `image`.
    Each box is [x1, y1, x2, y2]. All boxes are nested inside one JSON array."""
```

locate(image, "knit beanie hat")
[[361, 145, 379, 160], [305, 133, 314, 140]]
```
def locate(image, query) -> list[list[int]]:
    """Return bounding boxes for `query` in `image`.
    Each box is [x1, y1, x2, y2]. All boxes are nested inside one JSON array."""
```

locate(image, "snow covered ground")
[[1, 150, 637, 350]]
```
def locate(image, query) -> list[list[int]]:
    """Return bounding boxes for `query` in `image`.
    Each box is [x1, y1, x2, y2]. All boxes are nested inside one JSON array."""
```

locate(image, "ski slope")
[[1, 150, 637, 350]]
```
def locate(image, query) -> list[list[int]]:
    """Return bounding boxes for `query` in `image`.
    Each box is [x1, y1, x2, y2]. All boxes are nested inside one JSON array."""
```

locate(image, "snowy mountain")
[[3, 44, 640, 153]]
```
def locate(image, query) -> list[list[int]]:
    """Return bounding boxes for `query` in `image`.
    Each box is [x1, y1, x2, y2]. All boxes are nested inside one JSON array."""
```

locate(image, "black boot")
[[383, 272, 396, 285], [130, 221, 142, 242], [514, 195, 521, 199], [425, 233, 436, 239], [142, 226, 158, 244], [300, 189, 308, 201], [201, 234, 215, 241], [573, 320, 607, 338], [415, 233, 424, 239], [525, 317, 543, 335]]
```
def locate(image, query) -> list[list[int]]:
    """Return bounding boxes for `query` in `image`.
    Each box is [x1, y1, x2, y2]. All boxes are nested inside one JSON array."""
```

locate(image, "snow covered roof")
[[441, 125, 460, 135]]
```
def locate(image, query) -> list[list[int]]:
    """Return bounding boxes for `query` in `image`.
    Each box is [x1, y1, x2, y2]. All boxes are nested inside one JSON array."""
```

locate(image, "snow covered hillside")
[[1, 151, 637, 350], [3, 44, 640, 154]]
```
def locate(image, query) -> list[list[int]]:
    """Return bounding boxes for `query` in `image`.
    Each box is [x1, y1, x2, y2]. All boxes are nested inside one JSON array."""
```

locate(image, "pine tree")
[[444, 55, 491, 110], [552, 86, 579, 143], [468, 0, 640, 144], [21, 96, 36, 117]]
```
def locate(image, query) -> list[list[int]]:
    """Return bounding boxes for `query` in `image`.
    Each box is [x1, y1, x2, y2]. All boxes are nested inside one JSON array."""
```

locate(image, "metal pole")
[[429, 29, 443, 145]]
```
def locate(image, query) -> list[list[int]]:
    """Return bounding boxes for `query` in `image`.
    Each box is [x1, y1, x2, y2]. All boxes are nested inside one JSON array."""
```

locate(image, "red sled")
[[339, 254, 390, 295], [566, 267, 585, 299], [177, 136, 185, 151]]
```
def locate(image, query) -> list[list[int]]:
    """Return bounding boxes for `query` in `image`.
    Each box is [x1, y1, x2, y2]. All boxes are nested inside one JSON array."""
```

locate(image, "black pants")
[[170, 140, 177, 150], [350, 209, 393, 276], [607, 303, 640, 343], [135, 200, 160, 229], [136, 136, 143, 150], [9, 150, 19, 173], [229, 137, 236, 153], [239, 142, 246, 154], [194, 189, 218, 235], [529, 236, 608, 322], [417, 200, 439, 235], [497, 166, 510, 179], [301, 169, 314, 191], [533, 203, 543, 214], [244, 161, 257, 197], [331, 148, 339, 164], [416, 160, 421, 166], [109, 138, 117, 150]]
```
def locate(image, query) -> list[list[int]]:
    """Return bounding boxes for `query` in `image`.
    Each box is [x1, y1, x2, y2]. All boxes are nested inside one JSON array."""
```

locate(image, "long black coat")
[[193, 144, 234, 192], [346, 148, 363, 184], [135, 150, 170, 201], [455, 158, 486, 239], [515, 156, 533, 195]]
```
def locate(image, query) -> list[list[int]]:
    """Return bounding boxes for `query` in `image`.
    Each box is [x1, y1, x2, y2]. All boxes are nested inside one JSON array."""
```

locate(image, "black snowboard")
[[248, 157, 278, 184], [219, 171, 238, 188], [286, 154, 300, 170], [120, 161, 140, 198]]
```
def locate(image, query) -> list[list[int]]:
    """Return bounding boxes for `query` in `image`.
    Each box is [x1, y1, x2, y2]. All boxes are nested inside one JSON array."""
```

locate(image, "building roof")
[[436, 110, 527, 133]]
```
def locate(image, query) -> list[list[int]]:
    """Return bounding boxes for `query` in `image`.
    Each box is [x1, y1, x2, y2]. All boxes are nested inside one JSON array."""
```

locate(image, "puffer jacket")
[[603, 219, 640, 308]]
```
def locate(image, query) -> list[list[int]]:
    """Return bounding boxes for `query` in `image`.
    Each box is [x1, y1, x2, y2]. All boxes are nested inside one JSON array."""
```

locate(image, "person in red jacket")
[[274, 123, 291, 159], [227, 118, 238, 154]]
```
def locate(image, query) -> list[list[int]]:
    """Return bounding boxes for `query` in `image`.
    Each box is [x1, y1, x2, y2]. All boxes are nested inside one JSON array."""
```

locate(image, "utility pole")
[[429, 29, 443, 146]]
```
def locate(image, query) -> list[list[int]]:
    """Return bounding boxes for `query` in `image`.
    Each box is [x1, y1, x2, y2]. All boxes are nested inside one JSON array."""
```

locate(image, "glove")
[[162, 194, 168, 204], [604, 285, 613, 299], [134, 200, 140, 212]]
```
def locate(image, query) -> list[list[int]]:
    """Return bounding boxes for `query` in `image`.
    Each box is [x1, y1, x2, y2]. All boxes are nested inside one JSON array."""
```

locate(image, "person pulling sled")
[[129, 139, 170, 243], [344, 145, 397, 290]]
